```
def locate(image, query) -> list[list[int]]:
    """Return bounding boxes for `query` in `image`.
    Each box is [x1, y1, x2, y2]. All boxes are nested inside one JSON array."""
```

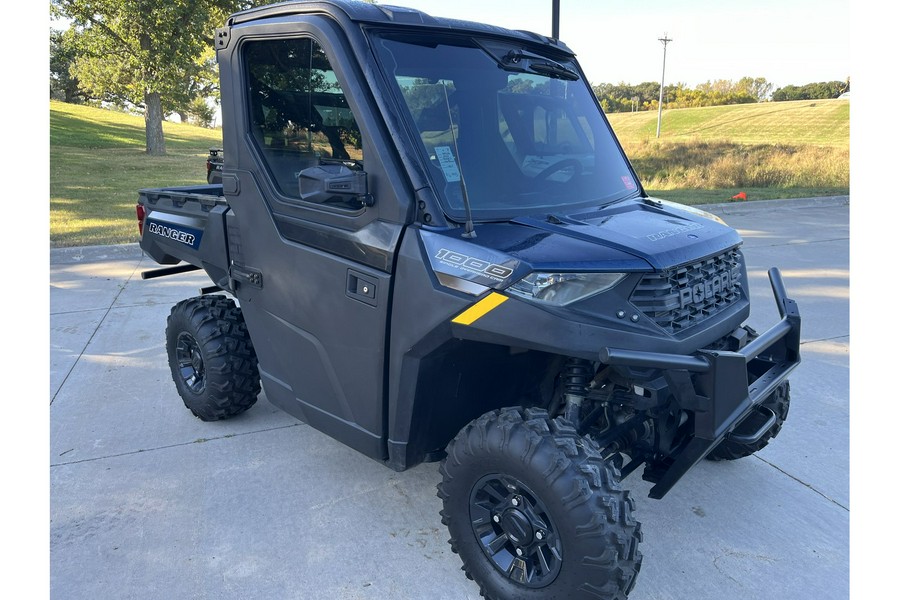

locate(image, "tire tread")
[[166, 295, 260, 421], [438, 407, 642, 600]]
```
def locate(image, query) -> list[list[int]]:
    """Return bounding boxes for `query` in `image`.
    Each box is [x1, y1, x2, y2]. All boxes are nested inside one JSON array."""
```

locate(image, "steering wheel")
[[533, 158, 583, 182]]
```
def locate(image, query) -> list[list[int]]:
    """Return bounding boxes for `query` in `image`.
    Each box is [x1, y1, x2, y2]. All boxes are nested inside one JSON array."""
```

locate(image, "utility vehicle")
[[137, 2, 801, 597]]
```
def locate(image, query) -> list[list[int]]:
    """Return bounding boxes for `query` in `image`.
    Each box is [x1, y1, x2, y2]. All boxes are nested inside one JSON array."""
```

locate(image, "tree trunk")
[[144, 91, 166, 155], [140, 31, 166, 156]]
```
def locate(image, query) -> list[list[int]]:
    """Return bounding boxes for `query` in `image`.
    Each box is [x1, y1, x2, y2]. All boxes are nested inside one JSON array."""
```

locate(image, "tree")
[[50, 1, 253, 154], [592, 82, 662, 113], [171, 44, 220, 126], [735, 77, 773, 102], [771, 80, 848, 102], [50, 28, 86, 103]]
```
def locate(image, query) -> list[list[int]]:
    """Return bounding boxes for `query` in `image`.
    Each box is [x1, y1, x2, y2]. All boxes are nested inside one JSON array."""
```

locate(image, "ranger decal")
[[147, 220, 203, 250]]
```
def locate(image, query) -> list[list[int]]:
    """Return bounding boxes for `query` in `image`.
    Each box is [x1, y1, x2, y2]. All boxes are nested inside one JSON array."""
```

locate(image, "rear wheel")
[[706, 381, 790, 461], [438, 407, 642, 600], [165, 295, 260, 421]]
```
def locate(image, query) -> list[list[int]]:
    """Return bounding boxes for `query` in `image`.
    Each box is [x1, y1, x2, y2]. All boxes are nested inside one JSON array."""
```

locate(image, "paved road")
[[50, 197, 849, 600]]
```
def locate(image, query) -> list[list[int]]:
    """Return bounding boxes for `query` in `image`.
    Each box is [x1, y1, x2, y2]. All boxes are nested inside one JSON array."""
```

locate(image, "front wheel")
[[165, 295, 260, 421], [438, 407, 642, 600]]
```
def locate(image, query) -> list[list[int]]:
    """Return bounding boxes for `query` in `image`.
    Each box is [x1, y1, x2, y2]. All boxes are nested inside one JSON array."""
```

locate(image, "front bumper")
[[599, 268, 801, 499]]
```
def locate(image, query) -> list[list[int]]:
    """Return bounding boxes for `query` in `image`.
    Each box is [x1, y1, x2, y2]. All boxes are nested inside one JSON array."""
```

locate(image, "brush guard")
[[599, 268, 801, 499]]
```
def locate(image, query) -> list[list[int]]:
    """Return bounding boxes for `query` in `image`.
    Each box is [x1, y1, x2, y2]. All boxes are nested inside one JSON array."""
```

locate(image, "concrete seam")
[[50, 255, 146, 406], [755, 455, 849, 511], [50, 422, 302, 467], [800, 335, 849, 345]]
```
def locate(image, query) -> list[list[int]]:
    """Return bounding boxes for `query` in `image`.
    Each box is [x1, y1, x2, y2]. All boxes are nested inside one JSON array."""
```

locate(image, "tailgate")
[[138, 185, 231, 286]]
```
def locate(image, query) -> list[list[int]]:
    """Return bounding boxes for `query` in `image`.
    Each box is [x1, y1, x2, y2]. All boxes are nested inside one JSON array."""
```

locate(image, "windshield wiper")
[[501, 49, 579, 81]]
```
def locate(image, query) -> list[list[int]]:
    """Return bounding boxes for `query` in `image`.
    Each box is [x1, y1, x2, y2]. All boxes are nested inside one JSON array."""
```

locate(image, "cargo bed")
[[137, 184, 231, 287]]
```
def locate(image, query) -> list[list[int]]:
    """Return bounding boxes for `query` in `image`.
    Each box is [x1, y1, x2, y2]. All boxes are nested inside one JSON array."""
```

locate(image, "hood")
[[420, 198, 742, 292], [509, 199, 742, 271]]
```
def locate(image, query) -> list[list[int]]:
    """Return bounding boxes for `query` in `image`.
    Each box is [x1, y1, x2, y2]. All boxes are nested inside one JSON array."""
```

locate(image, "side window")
[[244, 38, 363, 205]]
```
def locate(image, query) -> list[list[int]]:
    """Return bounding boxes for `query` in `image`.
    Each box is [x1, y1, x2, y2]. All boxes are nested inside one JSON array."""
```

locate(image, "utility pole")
[[656, 33, 672, 138], [551, 0, 560, 39]]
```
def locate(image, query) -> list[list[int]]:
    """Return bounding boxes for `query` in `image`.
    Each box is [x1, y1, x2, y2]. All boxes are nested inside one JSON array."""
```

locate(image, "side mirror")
[[298, 164, 373, 207]]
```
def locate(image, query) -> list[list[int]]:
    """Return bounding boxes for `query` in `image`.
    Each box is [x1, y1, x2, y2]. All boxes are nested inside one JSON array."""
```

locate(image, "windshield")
[[372, 33, 641, 220]]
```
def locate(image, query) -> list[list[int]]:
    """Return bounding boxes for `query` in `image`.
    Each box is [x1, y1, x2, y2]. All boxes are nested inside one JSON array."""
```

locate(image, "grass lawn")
[[50, 101, 221, 247], [606, 98, 850, 147]]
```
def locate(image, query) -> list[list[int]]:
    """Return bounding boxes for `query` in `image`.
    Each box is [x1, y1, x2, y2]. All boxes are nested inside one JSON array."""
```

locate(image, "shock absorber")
[[563, 358, 593, 428]]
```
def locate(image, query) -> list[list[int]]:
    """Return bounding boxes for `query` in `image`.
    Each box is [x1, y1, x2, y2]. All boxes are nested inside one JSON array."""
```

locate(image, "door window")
[[244, 37, 363, 207]]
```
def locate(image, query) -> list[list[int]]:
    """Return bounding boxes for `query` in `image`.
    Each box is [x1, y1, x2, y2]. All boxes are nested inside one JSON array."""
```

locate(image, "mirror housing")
[[298, 164, 373, 207]]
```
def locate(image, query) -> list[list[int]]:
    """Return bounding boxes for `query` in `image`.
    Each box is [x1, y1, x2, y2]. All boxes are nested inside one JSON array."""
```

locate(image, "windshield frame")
[[368, 29, 644, 222]]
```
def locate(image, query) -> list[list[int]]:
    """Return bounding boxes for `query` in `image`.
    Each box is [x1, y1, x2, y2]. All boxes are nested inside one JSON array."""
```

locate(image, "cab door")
[[219, 19, 410, 460]]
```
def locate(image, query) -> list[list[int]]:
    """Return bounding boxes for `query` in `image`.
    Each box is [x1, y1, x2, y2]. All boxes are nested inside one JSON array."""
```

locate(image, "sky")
[[392, 0, 850, 90], [46, 1, 850, 90]]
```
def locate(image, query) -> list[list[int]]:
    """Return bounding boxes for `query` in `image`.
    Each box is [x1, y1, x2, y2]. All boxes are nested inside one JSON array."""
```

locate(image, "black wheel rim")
[[469, 474, 562, 587], [175, 332, 206, 394]]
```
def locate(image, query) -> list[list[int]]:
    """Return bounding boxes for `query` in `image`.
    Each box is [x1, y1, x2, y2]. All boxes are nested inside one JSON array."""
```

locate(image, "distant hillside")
[[606, 98, 849, 147]]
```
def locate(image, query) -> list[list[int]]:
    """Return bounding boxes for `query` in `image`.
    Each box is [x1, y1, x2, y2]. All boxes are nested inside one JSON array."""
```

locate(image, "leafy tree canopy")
[[771, 80, 849, 102], [50, 0, 264, 153], [50, 27, 85, 104], [592, 77, 842, 114]]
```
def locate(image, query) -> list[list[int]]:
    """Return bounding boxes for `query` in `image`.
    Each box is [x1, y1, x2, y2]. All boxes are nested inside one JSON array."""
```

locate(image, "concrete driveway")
[[50, 197, 849, 600]]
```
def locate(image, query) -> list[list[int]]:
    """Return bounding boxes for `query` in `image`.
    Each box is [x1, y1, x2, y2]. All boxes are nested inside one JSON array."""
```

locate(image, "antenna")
[[442, 83, 476, 238], [552, 0, 560, 39]]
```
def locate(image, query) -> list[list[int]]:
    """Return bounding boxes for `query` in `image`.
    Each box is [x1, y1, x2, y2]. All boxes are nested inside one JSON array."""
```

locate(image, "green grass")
[[606, 99, 849, 203], [606, 98, 850, 147], [50, 98, 849, 247], [50, 101, 221, 247]]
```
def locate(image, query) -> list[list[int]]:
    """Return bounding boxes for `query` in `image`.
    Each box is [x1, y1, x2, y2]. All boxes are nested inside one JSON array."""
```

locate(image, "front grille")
[[630, 249, 743, 334]]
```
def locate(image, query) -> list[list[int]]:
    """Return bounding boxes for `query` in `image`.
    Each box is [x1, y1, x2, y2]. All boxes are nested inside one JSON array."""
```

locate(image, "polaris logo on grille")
[[679, 267, 740, 308]]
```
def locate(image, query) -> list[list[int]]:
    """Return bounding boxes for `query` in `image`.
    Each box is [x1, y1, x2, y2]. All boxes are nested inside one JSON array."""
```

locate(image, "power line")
[[656, 33, 673, 139]]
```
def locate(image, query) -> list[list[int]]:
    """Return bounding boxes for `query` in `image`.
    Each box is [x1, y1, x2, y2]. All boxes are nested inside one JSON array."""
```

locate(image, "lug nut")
[[493, 515, 500, 523], [536, 531, 544, 540], [515, 548, 524, 556], [511, 497, 520, 507]]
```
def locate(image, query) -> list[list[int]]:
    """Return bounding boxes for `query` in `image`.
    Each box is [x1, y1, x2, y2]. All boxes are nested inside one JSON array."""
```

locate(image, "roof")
[[229, 0, 572, 54]]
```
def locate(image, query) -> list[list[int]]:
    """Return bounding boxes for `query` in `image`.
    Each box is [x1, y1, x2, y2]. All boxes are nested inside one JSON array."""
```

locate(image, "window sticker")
[[622, 175, 637, 191], [434, 146, 461, 183]]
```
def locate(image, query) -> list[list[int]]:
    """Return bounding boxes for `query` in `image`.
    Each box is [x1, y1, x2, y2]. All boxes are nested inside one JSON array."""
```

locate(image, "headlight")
[[507, 272, 625, 306]]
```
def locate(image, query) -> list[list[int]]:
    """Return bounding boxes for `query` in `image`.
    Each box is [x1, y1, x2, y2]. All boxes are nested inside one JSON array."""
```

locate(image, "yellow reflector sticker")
[[452, 292, 509, 326]]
